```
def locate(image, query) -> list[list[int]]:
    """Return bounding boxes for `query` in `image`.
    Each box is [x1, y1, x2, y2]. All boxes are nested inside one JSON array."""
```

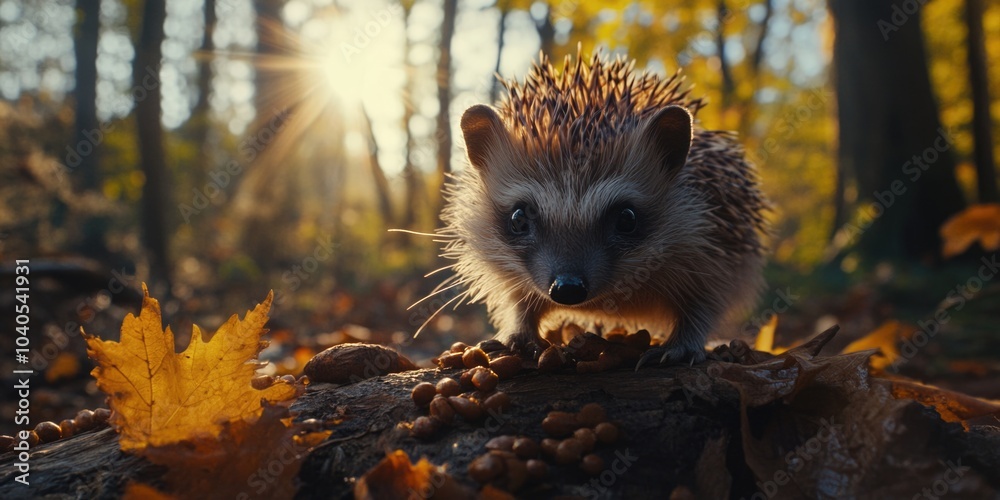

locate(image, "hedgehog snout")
[[548, 274, 588, 305]]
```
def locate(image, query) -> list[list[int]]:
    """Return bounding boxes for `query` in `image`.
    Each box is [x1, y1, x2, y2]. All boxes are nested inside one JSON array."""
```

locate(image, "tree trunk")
[[192, 0, 217, 189], [73, 0, 107, 259], [434, 0, 458, 216], [134, 0, 172, 288], [964, 0, 998, 203], [828, 0, 965, 265], [536, 2, 555, 59], [362, 107, 395, 227], [489, 5, 508, 105], [3, 359, 999, 498], [401, 1, 422, 233], [716, 0, 734, 107]]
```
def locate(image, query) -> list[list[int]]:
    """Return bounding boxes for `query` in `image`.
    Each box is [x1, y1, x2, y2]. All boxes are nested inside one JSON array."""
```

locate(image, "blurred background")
[[0, 0, 998, 432]]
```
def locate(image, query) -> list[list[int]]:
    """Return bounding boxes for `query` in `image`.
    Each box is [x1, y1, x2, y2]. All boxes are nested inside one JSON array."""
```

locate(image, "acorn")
[[34, 421, 62, 443], [436, 377, 461, 397], [429, 395, 455, 424], [542, 411, 579, 437], [462, 347, 490, 368], [468, 453, 505, 483], [483, 392, 511, 413], [489, 355, 522, 380], [595, 422, 619, 444], [448, 396, 484, 421], [578, 403, 608, 427], [512, 437, 539, 459], [581, 453, 605, 476], [411, 416, 442, 439], [470, 367, 499, 392], [411, 382, 437, 407], [555, 438, 585, 464]]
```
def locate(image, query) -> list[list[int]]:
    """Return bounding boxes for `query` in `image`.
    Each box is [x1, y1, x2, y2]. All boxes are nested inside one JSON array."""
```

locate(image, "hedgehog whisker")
[[407, 279, 465, 311], [413, 288, 469, 338], [387, 228, 438, 237]]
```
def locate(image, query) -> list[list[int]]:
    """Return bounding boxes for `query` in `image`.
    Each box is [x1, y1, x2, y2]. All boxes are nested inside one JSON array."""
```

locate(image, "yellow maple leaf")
[[940, 203, 1000, 258], [82, 284, 296, 451]]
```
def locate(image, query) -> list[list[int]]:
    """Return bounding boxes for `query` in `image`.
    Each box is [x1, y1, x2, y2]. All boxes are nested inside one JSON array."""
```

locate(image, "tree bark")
[[133, 0, 172, 288], [828, 0, 966, 264], [964, 0, 998, 203]]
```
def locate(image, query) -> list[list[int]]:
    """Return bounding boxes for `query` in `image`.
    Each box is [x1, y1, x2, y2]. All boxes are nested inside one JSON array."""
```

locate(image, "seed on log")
[[578, 403, 608, 427], [448, 396, 484, 421], [542, 411, 579, 437], [581, 453, 605, 476], [411, 382, 437, 407], [470, 367, 499, 392], [595, 422, 620, 444], [303, 343, 416, 384], [483, 392, 512, 413], [462, 347, 490, 368], [436, 377, 461, 397], [489, 355, 522, 379]]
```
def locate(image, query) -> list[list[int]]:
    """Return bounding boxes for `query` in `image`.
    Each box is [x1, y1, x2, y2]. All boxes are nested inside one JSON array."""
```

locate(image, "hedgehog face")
[[459, 103, 695, 308], [492, 181, 653, 306]]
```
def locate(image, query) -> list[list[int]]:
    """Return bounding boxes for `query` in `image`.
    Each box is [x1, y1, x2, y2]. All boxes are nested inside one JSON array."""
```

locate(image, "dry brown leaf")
[[354, 450, 471, 500], [141, 405, 331, 500], [880, 378, 1000, 423], [82, 284, 297, 451], [713, 327, 991, 497], [940, 203, 1000, 258]]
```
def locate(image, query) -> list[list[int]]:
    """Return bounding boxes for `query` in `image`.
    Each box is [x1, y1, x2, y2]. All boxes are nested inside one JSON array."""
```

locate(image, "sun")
[[235, 6, 406, 166], [300, 9, 405, 118]]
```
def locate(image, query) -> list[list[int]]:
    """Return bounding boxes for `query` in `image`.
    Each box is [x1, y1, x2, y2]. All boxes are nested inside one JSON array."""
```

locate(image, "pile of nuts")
[[467, 403, 620, 492], [0, 407, 111, 452], [539, 328, 651, 373], [409, 344, 521, 439]]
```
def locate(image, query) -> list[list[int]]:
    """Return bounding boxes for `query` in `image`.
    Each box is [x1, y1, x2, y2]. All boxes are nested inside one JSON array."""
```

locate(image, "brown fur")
[[432, 51, 769, 363]]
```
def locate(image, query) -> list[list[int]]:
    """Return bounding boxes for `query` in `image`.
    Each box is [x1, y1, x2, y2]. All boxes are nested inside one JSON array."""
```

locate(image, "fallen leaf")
[[142, 405, 331, 500], [880, 378, 1000, 424], [354, 450, 471, 500], [753, 314, 778, 353], [939, 203, 1000, 258], [841, 320, 903, 370], [82, 284, 296, 450], [45, 352, 80, 383], [123, 482, 177, 500]]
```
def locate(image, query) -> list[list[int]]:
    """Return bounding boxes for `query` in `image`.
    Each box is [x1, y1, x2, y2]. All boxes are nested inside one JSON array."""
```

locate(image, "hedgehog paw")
[[635, 344, 707, 370], [506, 335, 550, 360]]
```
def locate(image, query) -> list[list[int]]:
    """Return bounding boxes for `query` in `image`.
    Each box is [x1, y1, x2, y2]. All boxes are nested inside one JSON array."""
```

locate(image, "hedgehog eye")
[[509, 208, 531, 235], [615, 208, 638, 234]]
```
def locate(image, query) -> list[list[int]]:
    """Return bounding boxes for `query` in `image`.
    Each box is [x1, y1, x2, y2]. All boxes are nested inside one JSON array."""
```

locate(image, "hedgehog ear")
[[461, 105, 510, 172], [642, 105, 693, 175]]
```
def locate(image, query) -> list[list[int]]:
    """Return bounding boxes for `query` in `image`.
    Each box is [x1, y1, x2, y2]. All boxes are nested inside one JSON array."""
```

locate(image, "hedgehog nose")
[[549, 275, 588, 305]]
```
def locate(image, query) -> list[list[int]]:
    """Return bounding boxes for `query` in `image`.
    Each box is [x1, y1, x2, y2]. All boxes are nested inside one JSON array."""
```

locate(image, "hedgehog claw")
[[635, 345, 706, 370]]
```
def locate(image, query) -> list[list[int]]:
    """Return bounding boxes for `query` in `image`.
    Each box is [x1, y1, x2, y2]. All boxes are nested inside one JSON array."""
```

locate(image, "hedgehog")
[[426, 51, 769, 366]]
